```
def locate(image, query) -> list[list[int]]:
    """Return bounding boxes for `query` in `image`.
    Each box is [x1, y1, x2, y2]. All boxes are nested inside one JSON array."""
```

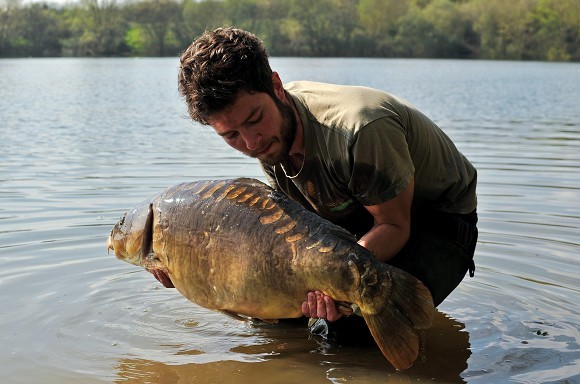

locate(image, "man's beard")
[[257, 99, 297, 166]]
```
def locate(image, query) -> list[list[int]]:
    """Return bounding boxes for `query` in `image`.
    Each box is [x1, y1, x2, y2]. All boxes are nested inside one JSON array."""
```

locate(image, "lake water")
[[1, 57, 579, 384]]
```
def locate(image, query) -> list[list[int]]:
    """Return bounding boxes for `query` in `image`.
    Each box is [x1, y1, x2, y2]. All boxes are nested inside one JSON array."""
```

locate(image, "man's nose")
[[242, 130, 261, 151]]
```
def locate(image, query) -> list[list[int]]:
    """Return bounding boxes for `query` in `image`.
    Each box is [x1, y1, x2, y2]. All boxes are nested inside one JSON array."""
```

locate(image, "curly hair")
[[178, 27, 274, 125]]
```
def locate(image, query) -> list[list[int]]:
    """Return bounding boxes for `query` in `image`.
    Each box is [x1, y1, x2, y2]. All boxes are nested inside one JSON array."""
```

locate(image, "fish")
[[107, 177, 434, 370]]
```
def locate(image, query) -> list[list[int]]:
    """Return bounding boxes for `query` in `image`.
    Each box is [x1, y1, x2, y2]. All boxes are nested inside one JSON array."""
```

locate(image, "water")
[[1, 57, 579, 383]]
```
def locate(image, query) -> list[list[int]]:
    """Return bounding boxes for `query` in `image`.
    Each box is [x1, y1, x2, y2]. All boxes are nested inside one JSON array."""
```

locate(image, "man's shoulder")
[[285, 80, 385, 100], [285, 81, 403, 134]]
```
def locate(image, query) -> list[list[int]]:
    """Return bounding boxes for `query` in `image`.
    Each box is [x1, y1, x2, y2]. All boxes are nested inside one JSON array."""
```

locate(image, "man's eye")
[[224, 132, 239, 140], [248, 113, 263, 124]]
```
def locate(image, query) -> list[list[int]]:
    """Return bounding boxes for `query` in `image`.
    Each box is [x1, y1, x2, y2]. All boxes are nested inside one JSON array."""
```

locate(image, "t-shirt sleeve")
[[348, 117, 415, 206]]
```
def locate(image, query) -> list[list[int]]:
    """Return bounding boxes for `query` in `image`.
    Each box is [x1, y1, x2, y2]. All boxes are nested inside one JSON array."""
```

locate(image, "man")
[[178, 27, 478, 342]]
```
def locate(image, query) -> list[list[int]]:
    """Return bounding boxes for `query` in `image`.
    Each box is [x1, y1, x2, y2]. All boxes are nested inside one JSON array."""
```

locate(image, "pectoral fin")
[[256, 318, 279, 324], [220, 311, 248, 321], [148, 268, 175, 288], [335, 301, 355, 316], [219, 311, 279, 324]]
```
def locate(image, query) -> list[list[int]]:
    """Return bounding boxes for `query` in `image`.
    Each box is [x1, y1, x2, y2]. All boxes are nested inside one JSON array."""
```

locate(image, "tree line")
[[0, 0, 578, 61]]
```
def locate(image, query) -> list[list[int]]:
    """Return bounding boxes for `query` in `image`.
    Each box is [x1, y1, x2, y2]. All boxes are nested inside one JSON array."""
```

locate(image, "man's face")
[[208, 90, 296, 166]]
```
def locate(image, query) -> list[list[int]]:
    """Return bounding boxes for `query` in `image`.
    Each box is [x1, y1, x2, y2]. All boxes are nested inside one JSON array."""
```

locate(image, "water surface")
[[1, 57, 579, 383]]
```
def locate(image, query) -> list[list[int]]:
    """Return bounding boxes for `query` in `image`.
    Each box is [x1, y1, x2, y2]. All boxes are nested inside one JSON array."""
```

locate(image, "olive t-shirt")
[[260, 81, 477, 232]]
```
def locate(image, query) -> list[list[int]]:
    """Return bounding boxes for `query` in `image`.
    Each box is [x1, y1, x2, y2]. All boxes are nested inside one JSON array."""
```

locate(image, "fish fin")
[[335, 301, 355, 316], [360, 267, 434, 370], [219, 311, 279, 325], [256, 318, 279, 324], [220, 311, 250, 322]]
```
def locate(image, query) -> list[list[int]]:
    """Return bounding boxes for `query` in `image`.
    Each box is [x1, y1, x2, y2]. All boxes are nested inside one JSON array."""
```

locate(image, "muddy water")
[[1, 58, 578, 383]]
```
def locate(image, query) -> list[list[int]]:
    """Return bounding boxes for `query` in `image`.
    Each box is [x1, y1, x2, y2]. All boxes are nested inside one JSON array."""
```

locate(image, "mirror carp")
[[107, 178, 434, 370]]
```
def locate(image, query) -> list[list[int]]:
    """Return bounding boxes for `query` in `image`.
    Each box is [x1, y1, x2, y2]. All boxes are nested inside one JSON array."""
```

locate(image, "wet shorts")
[[389, 208, 478, 306]]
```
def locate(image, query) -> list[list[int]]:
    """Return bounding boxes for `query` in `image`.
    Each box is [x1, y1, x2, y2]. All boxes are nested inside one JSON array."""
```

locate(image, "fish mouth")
[[147, 268, 175, 288]]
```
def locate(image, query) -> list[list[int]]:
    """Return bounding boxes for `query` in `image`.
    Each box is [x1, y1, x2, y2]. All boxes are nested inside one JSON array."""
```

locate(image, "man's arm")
[[301, 177, 414, 320], [358, 176, 414, 262]]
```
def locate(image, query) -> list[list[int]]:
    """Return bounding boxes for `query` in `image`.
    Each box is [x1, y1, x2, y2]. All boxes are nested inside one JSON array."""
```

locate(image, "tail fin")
[[360, 266, 434, 370]]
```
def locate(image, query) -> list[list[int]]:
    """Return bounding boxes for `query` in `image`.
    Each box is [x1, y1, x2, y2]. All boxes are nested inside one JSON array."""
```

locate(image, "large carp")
[[107, 178, 434, 370]]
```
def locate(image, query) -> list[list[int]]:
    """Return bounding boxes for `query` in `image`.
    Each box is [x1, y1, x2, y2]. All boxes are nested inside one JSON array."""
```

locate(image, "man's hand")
[[301, 291, 343, 322]]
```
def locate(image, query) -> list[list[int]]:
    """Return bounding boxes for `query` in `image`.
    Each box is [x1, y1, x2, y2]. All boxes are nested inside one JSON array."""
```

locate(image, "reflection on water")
[[114, 312, 470, 384], [0, 58, 579, 383]]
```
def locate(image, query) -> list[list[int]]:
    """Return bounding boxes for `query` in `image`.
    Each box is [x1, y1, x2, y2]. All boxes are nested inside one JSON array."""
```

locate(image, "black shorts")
[[389, 208, 478, 306]]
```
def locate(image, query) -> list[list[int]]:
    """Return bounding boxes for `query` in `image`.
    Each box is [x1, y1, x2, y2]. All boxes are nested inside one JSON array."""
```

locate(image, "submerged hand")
[[301, 291, 343, 322]]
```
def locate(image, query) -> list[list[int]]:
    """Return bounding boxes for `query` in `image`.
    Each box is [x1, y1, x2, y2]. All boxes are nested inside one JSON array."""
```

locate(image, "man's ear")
[[272, 72, 285, 100]]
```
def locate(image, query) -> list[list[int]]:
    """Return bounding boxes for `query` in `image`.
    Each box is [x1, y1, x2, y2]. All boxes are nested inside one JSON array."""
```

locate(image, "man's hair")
[[178, 27, 273, 125]]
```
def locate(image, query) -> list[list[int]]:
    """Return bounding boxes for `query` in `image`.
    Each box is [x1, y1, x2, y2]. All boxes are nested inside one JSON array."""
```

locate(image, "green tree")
[[283, 0, 358, 56], [357, 0, 410, 55], [179, 0, 229, 47], [1, 0, 578, 60], [527, 0, 579, 60], [126, 0, 181, 56], [0, 1, 66, 57], [549, 0, 580, 61], [0, 0, 22, 56], [467, 0, 536, 60], [420, 0, 477, 57], [251, 0, 291, 55], [393, 6, 438, 57], [14, 3, 63, 56], [63, 0, 128, 56], [225, 0, 261, 31]]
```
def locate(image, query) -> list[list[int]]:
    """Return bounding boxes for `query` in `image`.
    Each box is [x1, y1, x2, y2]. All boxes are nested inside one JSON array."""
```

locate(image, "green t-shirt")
[[260, 81, 477, 229]]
